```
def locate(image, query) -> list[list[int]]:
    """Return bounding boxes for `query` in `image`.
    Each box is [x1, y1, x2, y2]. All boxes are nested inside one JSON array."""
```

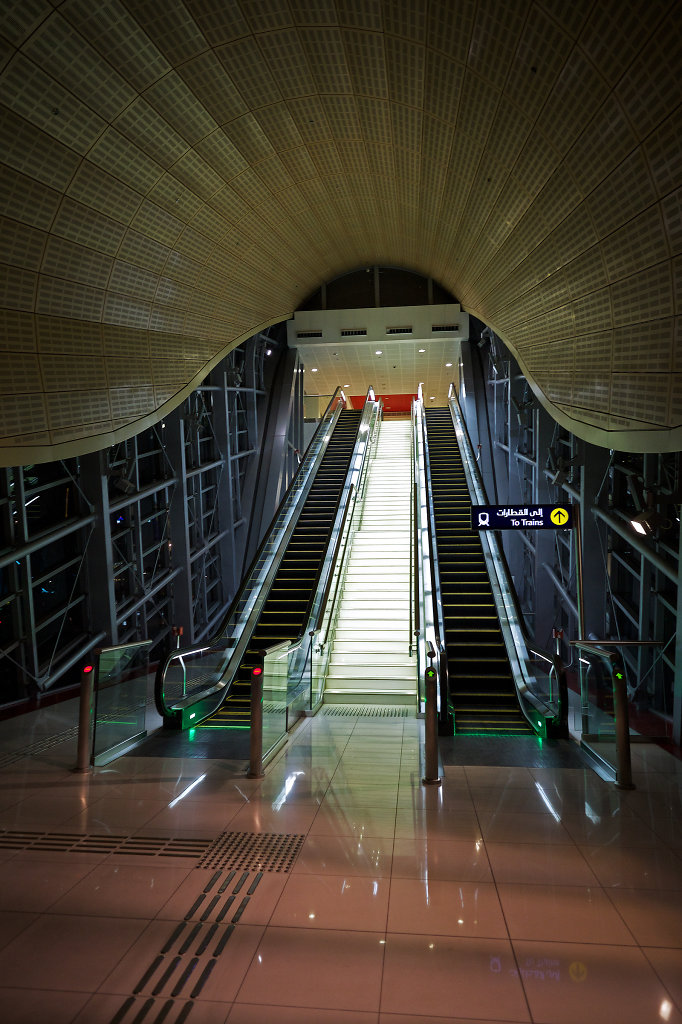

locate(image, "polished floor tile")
[[271, 872, 389, 931], [391, 837, 492, 882], [380, 933, 529, 1020], [485, 841, 599, 886], [49, 861, 191, 918], [0, 913, 146, 991], [387, 877, 507, 938], [236, 926, 385, 1011], [607, 889, 682, 947], [513, 939, 682, 1024], [293, 833, 393, 877], [498, 882, 636, 944], [0, 697, 681, 1023]]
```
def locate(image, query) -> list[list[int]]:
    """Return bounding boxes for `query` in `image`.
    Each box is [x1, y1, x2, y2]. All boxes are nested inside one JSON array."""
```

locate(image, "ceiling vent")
[[340, 328, 367, 336], [296, 330, 322, 338], [432, 323, 459, 332], [386, 326, 413, 334]]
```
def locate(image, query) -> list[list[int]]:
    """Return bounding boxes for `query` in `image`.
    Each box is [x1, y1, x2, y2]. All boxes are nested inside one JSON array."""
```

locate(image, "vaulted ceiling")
[[1, 0, 681, 464]]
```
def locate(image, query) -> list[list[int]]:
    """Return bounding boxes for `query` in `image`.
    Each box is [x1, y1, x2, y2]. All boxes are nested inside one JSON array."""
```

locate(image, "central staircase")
[[324, 419, 417, 706]]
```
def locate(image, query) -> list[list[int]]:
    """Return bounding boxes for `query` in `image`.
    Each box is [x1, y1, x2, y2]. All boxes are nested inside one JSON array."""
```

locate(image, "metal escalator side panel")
[[201, 407, 365, 728], [424, 407, 532, 735], [156, 390, 349, 726]]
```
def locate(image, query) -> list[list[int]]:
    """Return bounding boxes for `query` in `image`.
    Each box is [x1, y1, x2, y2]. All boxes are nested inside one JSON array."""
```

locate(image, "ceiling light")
[[445, 362, 452, 367], [311, 367, 318, 372], [430, 396, 435, 400], [375, 350, 382, 355], [418, 348, 425, 353]]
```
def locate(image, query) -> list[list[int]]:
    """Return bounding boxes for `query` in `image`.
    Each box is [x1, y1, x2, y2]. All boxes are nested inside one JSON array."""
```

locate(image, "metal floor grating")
[[0, 829, 212, 858], [197, 831, 304, 872], [322, 704, 411, 717]]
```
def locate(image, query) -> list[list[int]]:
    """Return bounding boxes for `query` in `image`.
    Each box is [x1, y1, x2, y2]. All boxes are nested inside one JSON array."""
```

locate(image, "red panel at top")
[[350, 393, 416, 412]]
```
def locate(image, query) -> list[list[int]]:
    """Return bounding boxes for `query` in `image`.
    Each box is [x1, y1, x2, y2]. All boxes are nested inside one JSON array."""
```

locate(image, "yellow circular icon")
[[550, 507, 569, 526], [569, 961, 587, 983]]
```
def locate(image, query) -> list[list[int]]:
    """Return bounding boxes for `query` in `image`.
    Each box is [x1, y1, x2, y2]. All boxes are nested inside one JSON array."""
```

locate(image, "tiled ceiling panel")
[[0, 0, 680, 464]]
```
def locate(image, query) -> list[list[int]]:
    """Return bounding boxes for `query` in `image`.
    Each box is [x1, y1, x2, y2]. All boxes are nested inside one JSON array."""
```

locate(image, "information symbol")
[[550, 507, 569, 526]]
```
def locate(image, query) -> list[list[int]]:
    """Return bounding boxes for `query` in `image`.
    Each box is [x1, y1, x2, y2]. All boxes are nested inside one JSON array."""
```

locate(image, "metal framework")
[[0, 331, 302, 709], [461, 331, 681, 747]]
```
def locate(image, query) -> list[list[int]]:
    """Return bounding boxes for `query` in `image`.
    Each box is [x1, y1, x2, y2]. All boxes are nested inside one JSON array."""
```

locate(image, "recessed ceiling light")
[[418, 348, 425, 353], [311, 367, 318, 372], [430, 396, 435, 400], [445, 362, 452, 367], [375, 350, 382, 355], [344, 383, 350, 386]]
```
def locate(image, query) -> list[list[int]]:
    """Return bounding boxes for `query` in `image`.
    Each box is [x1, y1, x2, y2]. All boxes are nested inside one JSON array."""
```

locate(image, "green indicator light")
[[426, 668, 436, 678], [615, 672, 624, 680]]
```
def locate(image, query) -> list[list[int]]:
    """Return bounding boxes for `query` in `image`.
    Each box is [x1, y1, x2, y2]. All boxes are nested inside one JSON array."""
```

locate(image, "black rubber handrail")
[[155, 388, 347, 717]]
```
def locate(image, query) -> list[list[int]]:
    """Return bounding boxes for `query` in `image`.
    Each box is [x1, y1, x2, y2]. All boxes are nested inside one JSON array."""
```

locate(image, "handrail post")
[[423, 656, 441, 786], [551, 653, 569, 739], [247, 655, 265, 779], [612, 654, 635, 790], [75, 662, 95, 773]]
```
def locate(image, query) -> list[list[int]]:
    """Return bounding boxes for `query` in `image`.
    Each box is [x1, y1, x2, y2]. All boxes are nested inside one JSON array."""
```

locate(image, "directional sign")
[[472, 504, 573, 530]]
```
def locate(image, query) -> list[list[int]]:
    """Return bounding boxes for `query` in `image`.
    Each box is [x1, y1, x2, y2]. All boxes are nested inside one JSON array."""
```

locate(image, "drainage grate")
[[197, 831, 304, 872], [322, 704, 411, 717], [0, 829, 211, 859]]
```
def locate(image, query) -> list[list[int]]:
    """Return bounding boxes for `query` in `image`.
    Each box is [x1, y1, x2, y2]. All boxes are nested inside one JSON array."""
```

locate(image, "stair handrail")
[[155, 386, 348, 722], [271, 388, 381, 717], [413, 387, 450, 722], [447, 383, 555, 732]]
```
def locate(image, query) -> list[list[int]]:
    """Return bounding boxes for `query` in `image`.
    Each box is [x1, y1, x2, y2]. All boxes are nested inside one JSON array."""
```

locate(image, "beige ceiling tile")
[[611, 261, 674, 326], [123, 0, 208, 64], [26, 12, 135, 120], [2, 52, 106, 155], [600, 206, 670, 283], [300, 26, 353, 94], [581, 0, 671, 87], [178, 49, 247, 125], [63, 0, 169, 91], [611, 371, 672, 427], [256, 103, 305, 151], [661, 188, 682, 257], [342, 28, 388, 98], [0, 391, 48, 440], [467, 0, 528, 90]]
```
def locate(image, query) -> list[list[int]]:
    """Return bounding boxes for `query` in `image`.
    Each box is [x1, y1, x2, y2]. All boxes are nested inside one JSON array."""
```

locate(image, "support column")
[[80, 451, 118, 648], [580, 443, 611, 640], [164, 408, 194, 643]]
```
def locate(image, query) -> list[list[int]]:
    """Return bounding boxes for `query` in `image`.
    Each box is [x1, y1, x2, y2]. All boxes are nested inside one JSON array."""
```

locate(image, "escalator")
[[179, 408, 362, 729], [424, 407, 530, 734]]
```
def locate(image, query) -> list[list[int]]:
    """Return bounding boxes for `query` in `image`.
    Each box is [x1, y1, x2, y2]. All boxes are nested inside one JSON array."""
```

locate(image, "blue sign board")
[[472, 504, 573, 530]]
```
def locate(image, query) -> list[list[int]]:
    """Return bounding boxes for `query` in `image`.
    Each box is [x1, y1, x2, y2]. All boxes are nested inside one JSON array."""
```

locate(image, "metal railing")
[[446, 383, 557, 735], [155, 387, 348, 727]]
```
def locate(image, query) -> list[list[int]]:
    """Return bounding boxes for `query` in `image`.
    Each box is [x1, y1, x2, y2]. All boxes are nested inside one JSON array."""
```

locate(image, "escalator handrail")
[[155, 387, 347, 717], [447, 381, 532, 640], [414, 390, 450, 717], [447, 382, 553, 726]]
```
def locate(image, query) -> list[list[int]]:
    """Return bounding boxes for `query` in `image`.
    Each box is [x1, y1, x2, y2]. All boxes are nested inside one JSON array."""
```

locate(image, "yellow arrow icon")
[[569, 961, 587, 983], [550, 507, 569, 526]]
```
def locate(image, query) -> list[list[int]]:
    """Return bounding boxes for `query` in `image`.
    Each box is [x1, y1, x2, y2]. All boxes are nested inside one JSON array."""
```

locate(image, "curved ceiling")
[[1, 0, 681, 464]]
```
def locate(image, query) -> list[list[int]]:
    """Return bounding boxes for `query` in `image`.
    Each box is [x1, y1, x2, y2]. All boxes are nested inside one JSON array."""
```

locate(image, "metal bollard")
[[422, 665, 441, 786], [75, 664, 95, 773], [247, 663, 265, 779], [612, 659, 635, 790]]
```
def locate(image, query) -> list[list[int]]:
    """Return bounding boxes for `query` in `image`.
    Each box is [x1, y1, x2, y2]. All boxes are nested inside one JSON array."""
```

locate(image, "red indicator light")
[[83, 664, 94, 674], [252, 666, 263, 677]]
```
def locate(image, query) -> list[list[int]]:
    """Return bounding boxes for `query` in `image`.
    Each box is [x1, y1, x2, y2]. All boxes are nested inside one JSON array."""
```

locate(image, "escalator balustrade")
[[424, 408, 530, 735], [200, 409, 362, 727]]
